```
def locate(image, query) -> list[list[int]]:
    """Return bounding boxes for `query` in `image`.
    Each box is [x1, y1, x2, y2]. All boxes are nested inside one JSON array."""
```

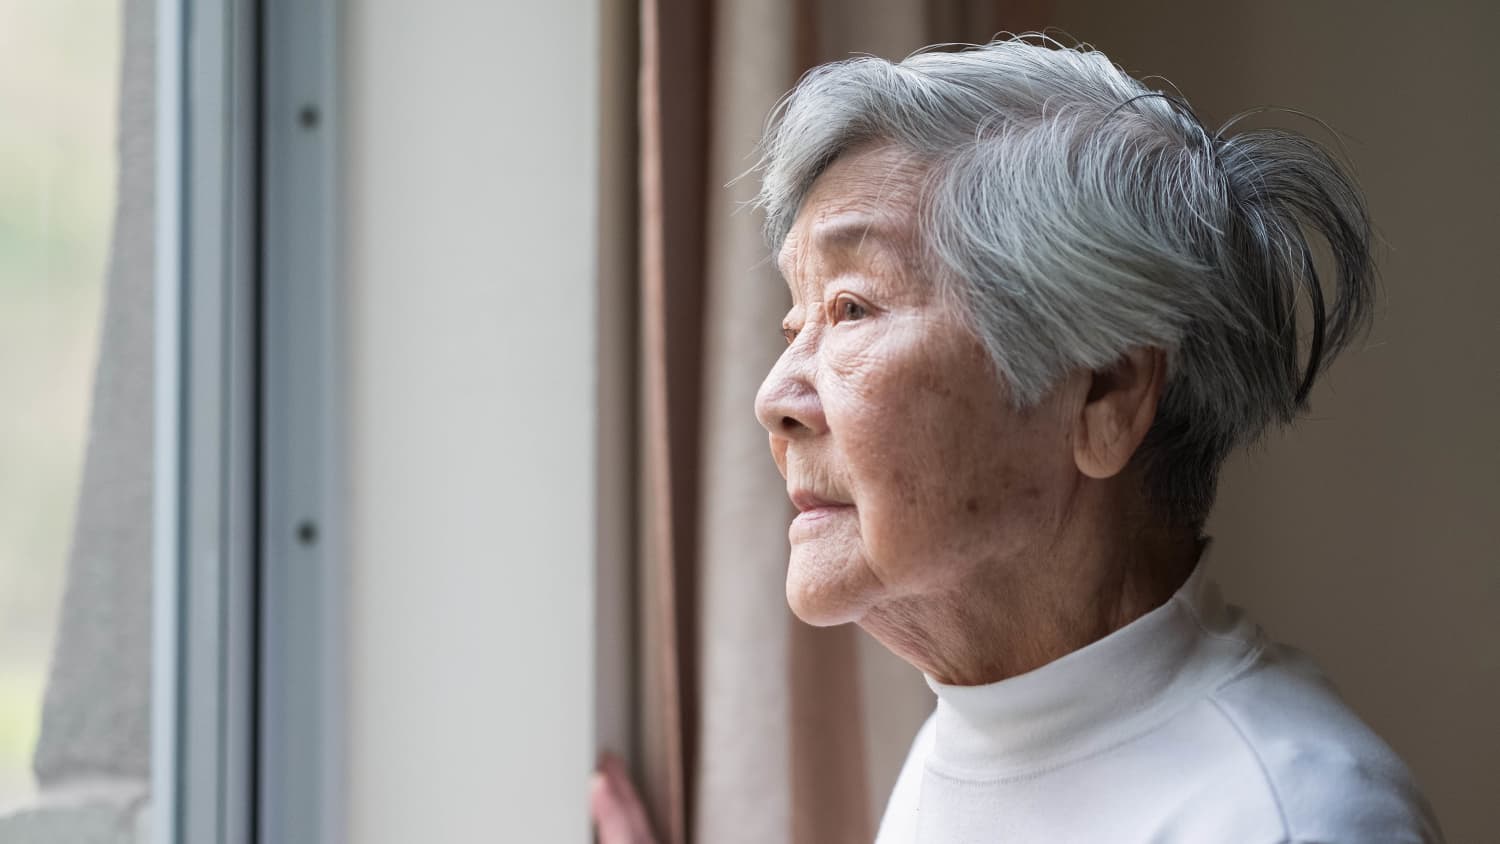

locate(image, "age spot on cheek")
[[965, 497, 979, 514]]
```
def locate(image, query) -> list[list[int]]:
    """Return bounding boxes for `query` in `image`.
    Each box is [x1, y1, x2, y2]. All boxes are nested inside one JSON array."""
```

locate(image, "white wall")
[[343, 3, 600, 840]]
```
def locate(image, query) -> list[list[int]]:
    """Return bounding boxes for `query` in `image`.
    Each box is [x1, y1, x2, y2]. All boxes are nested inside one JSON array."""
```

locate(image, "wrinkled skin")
[[754, 142, 1197, 686], [757, 144, 1069, 626]]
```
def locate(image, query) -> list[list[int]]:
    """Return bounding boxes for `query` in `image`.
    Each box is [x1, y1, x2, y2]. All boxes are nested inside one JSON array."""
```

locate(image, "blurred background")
[[0, 0, 1494, 842]]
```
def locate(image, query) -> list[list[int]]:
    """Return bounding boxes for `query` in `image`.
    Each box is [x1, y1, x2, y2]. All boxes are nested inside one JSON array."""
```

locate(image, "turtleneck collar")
[[921, 541, 1264, 778]]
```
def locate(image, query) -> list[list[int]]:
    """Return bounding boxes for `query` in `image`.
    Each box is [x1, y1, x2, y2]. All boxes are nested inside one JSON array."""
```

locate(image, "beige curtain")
[[638, 3, 1054, 842]]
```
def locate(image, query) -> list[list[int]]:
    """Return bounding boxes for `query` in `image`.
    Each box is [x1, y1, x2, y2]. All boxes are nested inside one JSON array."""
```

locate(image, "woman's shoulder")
[[1204, 643, 1444, 842]]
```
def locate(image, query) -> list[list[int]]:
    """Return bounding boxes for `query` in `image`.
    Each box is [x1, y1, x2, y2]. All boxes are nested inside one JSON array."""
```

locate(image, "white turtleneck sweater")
[[873, 549, 1443, 843]]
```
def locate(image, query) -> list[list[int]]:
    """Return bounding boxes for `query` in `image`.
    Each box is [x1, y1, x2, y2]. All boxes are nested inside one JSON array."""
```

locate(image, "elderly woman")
[[592, 37, 1441, 842]]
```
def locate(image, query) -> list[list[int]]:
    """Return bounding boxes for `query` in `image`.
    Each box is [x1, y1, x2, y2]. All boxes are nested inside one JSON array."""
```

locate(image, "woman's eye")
[[836, 297, 868, 322]]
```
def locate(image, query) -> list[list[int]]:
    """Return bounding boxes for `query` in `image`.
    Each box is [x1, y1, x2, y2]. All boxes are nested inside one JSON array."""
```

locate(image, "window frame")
[[258, 0, 345, 840], [154, 0, 343, 841]]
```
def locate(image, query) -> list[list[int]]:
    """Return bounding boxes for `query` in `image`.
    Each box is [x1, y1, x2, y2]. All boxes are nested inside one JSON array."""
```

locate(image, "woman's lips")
[[792, 504, 853, 521], [787, 489, 853, 539], [789, 488, 851, 512], [789, 503, 854, 538]]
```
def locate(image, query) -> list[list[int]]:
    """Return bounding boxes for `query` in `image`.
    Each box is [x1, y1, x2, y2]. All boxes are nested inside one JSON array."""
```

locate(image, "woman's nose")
[[754, 359, 827, 439]]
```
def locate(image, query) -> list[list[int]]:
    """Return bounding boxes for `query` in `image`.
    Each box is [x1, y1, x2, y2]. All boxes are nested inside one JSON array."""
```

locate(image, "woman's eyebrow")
[[777, 217, 907, 282], [813, 217, 897, 254]]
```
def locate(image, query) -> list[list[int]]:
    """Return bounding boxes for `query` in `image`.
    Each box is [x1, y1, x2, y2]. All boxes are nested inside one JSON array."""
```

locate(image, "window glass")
[[0, 0, 133, 816]]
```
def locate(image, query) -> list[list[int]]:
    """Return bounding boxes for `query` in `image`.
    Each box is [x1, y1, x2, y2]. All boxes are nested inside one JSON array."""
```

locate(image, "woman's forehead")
[[779, 146, 928, 268], [804, 143, 929, 215]]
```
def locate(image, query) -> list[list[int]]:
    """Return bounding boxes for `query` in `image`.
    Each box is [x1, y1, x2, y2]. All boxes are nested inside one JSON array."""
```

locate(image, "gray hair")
[[752, 35, 1375, 532]]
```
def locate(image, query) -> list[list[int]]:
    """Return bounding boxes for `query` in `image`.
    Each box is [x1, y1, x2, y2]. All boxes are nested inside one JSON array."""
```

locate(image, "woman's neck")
[[857, 494, 1205, 687]]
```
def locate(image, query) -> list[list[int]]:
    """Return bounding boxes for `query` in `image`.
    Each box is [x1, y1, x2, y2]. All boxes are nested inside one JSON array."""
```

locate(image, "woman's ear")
[[1073, 347, 1168, 480]]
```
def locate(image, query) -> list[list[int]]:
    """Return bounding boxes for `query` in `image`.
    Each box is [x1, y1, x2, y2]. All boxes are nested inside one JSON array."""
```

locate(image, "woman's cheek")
[[822, 332, 887, 392]]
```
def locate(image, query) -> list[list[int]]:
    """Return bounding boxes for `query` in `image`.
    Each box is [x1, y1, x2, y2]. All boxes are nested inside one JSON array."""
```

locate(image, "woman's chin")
[[784, 543, 879, 627]]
